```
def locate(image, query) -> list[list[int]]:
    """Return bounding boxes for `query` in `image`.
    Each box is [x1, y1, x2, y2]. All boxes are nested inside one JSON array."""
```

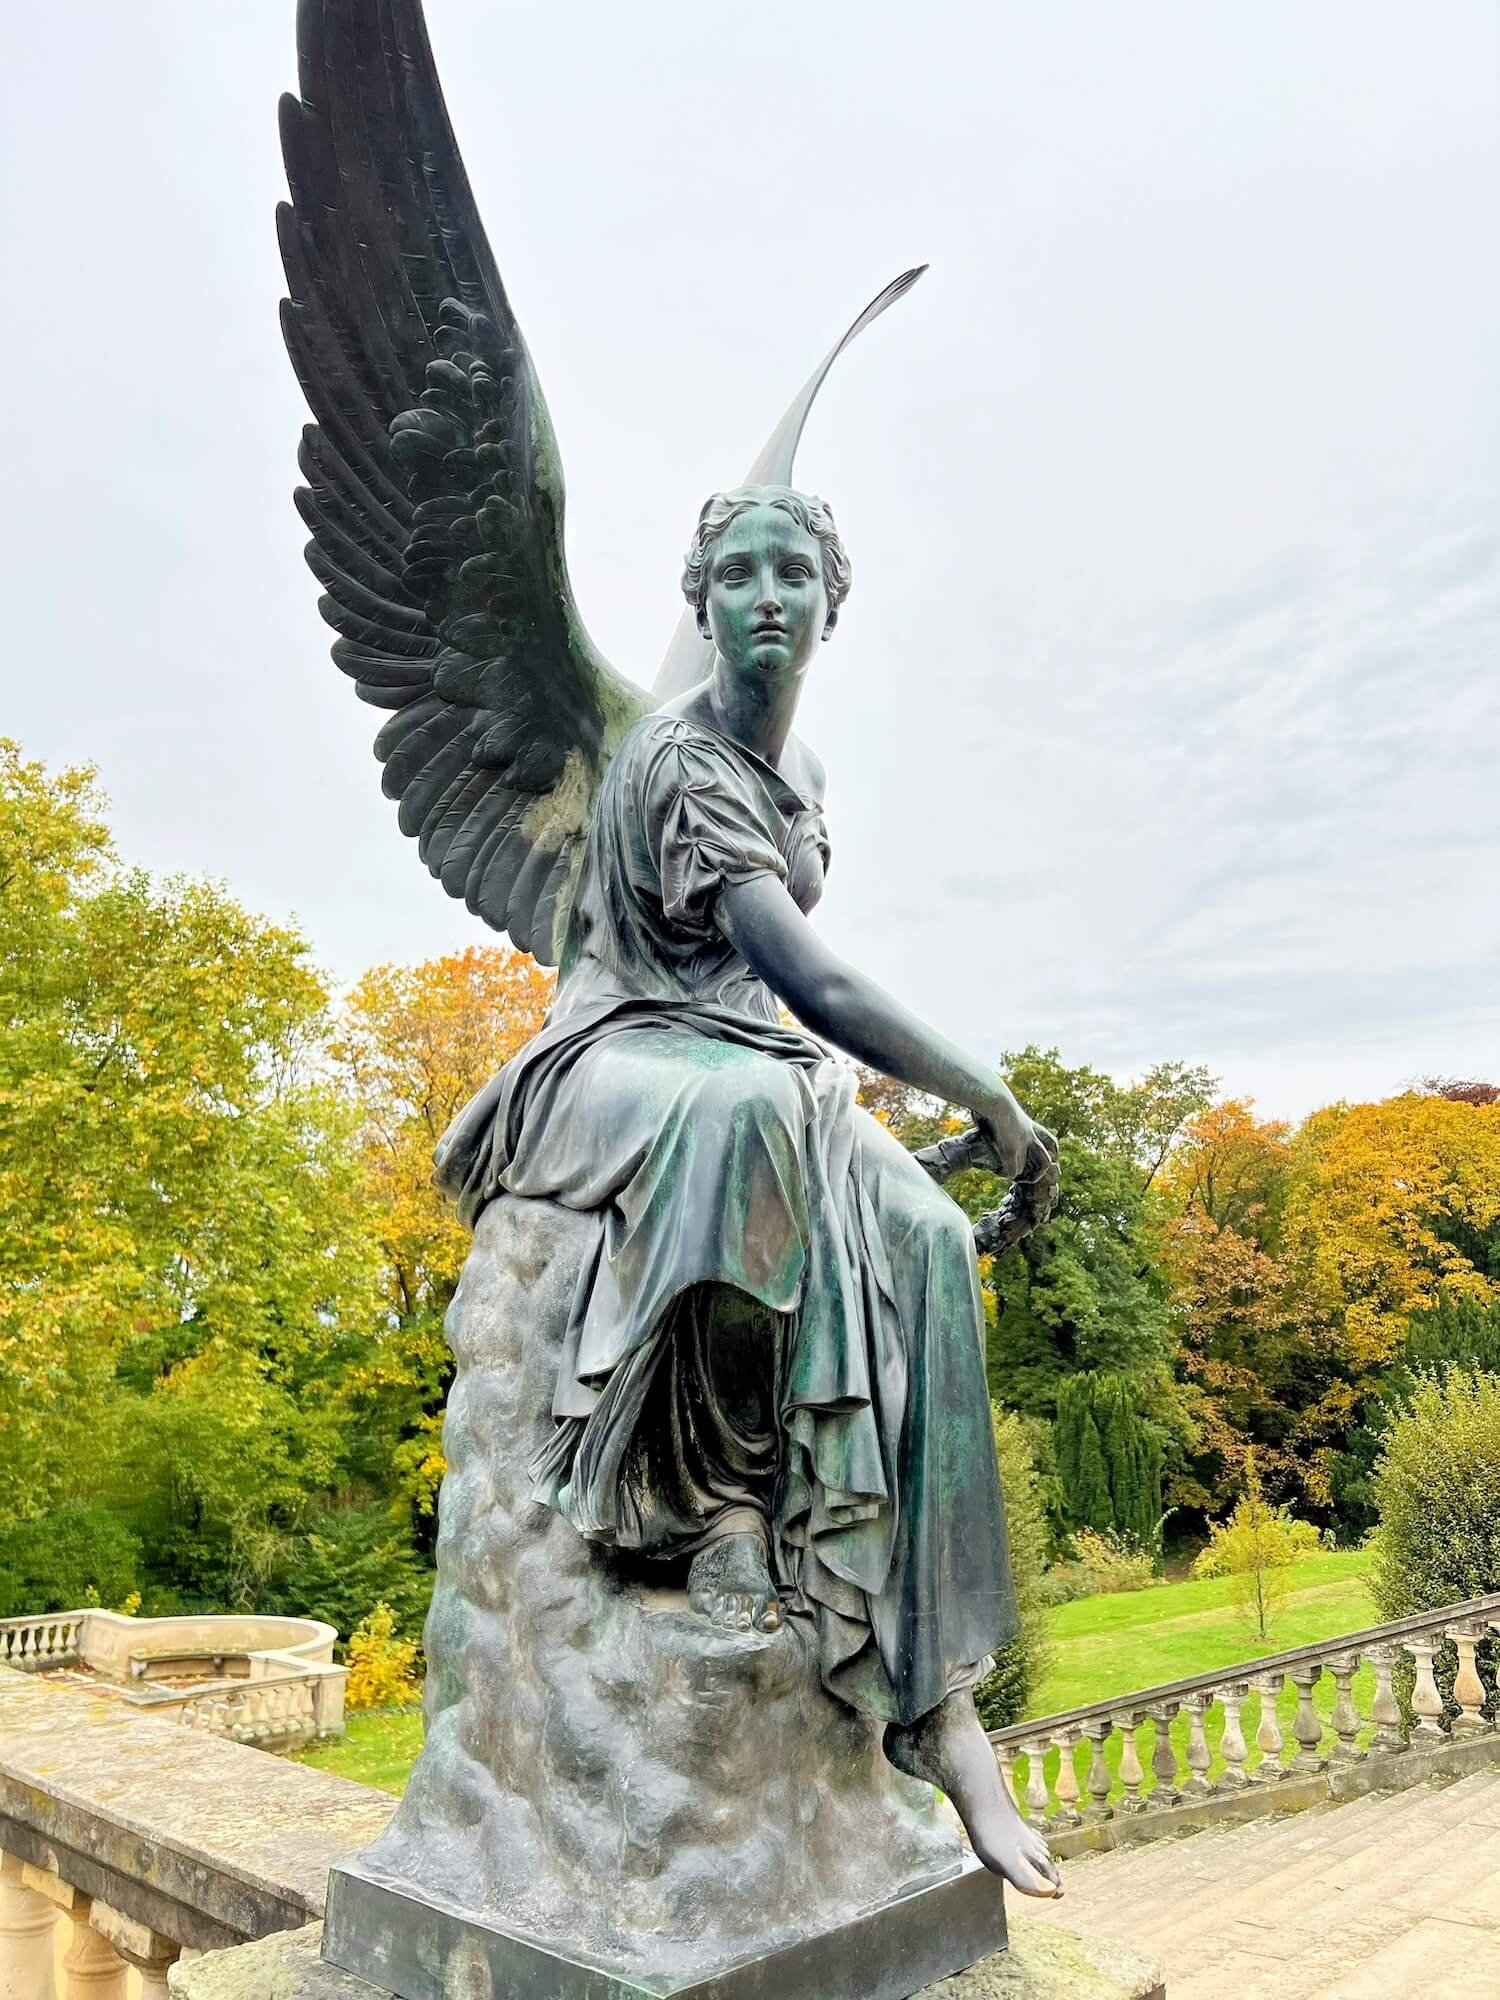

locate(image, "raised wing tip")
[[839, 265, 929, 352]]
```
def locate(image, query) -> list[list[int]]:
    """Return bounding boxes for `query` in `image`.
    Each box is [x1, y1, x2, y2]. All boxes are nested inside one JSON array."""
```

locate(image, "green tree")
[[0, 744, 387, 1606], [1054, 1373, 1163, 1545], [975, 1406, 1053, 1729], [1369, 1372, 1500, 1619]]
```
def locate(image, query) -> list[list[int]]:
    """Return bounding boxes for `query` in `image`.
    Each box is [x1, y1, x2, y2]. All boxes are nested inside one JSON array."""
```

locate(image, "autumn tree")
[[1162, 1091, 1500, 1526], [329, 947, 554, 1519], [0, 743, 384, 1597]]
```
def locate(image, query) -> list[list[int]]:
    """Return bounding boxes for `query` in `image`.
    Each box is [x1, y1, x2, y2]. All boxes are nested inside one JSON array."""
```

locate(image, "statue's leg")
[[618, 1282, 786, 1634], [885, 1693, 1062, 1897]]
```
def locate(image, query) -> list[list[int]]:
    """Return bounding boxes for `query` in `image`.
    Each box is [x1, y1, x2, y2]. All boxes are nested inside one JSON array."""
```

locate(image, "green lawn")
[[295, 1706, 423, 1794], [293, 1550, 1379, 1803], [1016, 1547, 1379, 1806], [1030, 1546, 1375, 1717]]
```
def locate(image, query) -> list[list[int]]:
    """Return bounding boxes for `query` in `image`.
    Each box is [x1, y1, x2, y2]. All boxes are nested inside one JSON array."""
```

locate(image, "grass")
[[1030, 1546, 1376, 1717], [294, 1706, 423, 1795], [291, 1550, 1381, 1804], [1013, 1546, 1381, 1807]]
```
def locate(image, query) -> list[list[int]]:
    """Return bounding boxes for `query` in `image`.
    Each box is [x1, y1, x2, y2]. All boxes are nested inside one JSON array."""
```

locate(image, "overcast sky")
[[4, 1, 1497, 1120]]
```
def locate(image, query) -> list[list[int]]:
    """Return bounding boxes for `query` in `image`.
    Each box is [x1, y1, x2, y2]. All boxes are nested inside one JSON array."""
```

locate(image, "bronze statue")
[[280, 2, 1063, 1989]]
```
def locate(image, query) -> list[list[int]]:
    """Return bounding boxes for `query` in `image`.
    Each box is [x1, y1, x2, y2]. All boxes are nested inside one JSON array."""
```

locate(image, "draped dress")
[[435, 712, 1017, 1727]]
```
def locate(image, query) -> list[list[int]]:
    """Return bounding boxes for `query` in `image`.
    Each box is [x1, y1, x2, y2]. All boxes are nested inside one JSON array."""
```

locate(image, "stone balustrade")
[[0, 1665, 393, 1999], [989, 1586, 1500, 1858], [175, 1664, 344, 1753], [0, 1612, 344, 1752], [0, 1618, 84, 1672]]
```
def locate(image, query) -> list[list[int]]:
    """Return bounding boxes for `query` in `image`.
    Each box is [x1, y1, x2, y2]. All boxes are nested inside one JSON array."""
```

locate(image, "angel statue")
[[280, 0, 1064, 1986]]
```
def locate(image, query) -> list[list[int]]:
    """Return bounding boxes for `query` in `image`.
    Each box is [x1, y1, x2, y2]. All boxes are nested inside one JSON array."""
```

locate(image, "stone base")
[[170, 1918, 1164, 2000], [321, 1852, 1008, 1999]]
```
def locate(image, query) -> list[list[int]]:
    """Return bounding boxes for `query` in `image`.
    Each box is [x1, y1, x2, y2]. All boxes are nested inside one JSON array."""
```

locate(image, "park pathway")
[[1024, 1767, 1500, 1997]]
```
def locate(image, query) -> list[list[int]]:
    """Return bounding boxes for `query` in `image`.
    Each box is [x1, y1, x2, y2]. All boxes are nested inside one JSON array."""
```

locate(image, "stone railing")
[[0, 1666, 393, 1998], [989, 1587, 1500, 1858], [0, 1618, 84, 1673], [0, 1611, 344, 1750], [174, 1664, 344, 1753]]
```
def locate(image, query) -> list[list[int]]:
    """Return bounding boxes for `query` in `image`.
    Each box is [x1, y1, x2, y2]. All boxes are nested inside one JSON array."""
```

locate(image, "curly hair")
[[680, 485, 852, 638]]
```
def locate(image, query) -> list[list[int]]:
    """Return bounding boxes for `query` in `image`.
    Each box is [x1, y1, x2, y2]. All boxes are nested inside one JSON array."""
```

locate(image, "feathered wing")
[[277, 0, 648, 964]]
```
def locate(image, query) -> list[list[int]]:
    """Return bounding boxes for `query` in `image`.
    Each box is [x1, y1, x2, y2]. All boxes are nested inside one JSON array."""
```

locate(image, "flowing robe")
[[436, 713, 1016, 1725]]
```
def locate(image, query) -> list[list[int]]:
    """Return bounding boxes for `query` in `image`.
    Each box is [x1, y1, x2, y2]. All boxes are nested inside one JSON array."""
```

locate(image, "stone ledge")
[[0, 1667, 392, 1951], [169, 1920, 1164, 2000]]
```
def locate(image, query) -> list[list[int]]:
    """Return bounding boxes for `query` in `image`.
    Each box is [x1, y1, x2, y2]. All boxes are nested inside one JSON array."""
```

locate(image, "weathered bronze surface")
[[278, 2, 1063, 1987]]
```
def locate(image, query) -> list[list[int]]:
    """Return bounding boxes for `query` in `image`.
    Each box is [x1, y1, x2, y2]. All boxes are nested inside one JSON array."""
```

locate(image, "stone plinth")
[[330, 1195, 995, 1996], [170, 1920, 1166, 2000]]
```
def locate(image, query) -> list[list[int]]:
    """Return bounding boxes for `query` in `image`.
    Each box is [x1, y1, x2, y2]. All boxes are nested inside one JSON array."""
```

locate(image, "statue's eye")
[[720, 563, 751, 583], [782, 563, 813, 581]]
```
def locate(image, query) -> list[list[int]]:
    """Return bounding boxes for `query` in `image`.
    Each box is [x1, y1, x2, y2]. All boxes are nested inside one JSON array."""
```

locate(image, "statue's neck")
[[706, 659, 805, 773]]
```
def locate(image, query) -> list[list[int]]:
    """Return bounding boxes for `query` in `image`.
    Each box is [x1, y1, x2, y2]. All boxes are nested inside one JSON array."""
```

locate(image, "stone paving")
[[1022, 1766, 1500, 1997]]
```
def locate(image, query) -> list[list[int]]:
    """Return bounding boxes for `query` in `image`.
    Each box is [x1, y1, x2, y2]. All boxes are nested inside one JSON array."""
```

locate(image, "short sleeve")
[[643, 724, 788, 933]]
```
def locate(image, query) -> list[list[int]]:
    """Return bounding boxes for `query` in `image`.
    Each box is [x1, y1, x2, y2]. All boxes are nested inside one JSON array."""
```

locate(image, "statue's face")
[[703, 505, 830, 677]]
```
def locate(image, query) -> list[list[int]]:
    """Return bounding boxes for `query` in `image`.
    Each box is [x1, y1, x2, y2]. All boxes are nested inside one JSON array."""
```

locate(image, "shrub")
[[1368, 1370, 1500, 1728], [344, 1602, 423, 1712], [1369, 1371, 1500, 1618], [0, 1504, 141, 1618], [1066, 1526, 1158, 1595], [975, 1407, 1054, 1729]]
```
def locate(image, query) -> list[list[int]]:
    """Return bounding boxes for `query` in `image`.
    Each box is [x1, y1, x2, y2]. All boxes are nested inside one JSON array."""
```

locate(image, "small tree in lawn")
[[1194, 1446, 1296, 1641]]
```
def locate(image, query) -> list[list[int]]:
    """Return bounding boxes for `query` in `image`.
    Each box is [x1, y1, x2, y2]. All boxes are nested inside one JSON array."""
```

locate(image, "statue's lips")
[[750, 626, 788, 643]]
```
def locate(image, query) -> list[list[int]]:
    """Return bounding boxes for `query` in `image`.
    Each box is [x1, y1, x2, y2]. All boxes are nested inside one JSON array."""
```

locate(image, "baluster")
[[1115, 1710, 1148, 1812], [1145, 1700, 1180, 1807], [1406, 1637, 1446, 1745], [1050, 1728, 1082, 1828], [62, 1904, 128, 1999], [1289, 1663, 1327, 1772], [1081, 1719, 1114, 1823], [1180, 1691, 1214, 1798], [1365, 1643, 1407, 1755], [1022, 1739, 1051, 1824], [90, 1902, 179, 2000], [1252, 1671, 1287, 1780], [997, 1741, 1022, 1817], [1218, 1681, 1251, 1788], [0, 1848, 58, 1999], [1447, 1623, 1490, 1736], [1326, 1651, 1363, 1760]]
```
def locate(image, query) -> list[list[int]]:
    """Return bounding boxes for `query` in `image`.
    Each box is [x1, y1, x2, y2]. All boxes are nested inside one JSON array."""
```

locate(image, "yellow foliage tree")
[[330, 948, 553, 1515], [0, 742, 383, 1539], [1287, 1094, 1500, 1371], [343, 1600, 423, 1711]]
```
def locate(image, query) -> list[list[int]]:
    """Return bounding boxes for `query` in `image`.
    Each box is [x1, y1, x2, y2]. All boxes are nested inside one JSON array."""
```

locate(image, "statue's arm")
[[716, 875, 1042, 1175]]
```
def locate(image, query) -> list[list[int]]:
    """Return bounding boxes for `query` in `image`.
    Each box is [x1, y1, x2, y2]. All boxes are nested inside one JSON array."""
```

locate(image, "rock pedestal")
[[323, 1195, 1006, 1997]]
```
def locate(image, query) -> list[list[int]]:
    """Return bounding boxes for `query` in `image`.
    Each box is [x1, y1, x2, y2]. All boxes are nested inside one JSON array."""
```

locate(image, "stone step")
[[1039, 1783, 1426, 1936], [1124, 1768, 1500, 1951], [1043, 1786, 1397, 1916], [1306, 1914, 1500, 2000], [1133, 1776, 1500, 1996]]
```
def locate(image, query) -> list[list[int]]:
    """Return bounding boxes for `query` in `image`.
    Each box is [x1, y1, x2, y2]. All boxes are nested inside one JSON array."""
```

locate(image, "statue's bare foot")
[[885, 1691, 1063, 1898], [687, 1533, 782, 1634]]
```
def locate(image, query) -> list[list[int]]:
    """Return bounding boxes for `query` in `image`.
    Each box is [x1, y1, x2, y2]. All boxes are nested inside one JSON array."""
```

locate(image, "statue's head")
[[681, 485, 852, 679]]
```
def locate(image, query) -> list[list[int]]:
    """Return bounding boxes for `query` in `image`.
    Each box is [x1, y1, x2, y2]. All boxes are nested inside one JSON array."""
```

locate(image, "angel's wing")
[[277, 0, 648, 965]]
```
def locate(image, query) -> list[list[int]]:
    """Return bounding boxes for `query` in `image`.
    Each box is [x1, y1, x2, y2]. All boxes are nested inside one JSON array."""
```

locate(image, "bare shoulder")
[[787, 734, 827, 806]]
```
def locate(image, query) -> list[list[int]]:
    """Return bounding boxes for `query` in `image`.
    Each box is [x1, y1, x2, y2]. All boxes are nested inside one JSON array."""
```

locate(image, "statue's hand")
[[971, 1117, 1060, 1254], [912, 1108, 1060, 1254]]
